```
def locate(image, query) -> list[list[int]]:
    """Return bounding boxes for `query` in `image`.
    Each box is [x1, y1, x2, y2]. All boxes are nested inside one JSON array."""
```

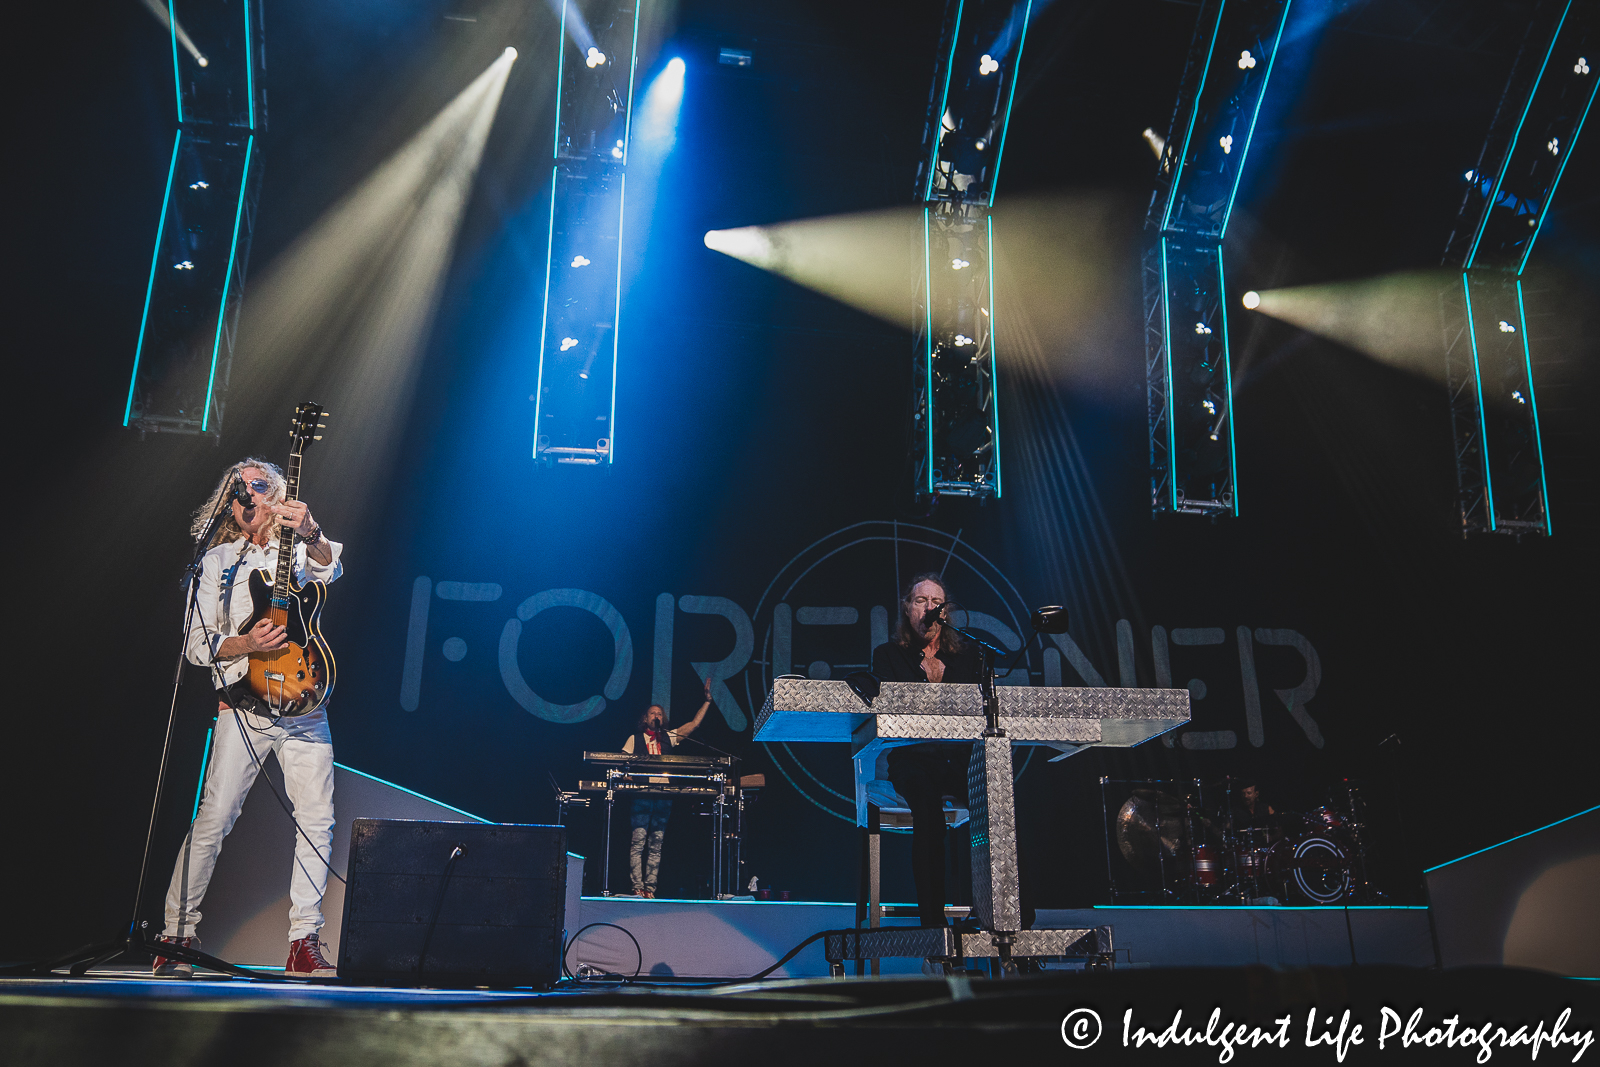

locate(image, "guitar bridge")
[[263, 671, 286, 681]]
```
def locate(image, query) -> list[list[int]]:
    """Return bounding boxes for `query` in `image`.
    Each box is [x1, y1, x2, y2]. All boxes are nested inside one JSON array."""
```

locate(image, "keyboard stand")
[[757, 678, 1190, 972]]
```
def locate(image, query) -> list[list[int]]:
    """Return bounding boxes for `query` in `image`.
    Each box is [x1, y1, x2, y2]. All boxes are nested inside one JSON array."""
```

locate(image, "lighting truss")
[[910, 0, 1032, 502], [1440, 0, 1593, 537], [125, 0, 267, 438], [1143, 0, 1293, 517], [533, 0, 641, 467]]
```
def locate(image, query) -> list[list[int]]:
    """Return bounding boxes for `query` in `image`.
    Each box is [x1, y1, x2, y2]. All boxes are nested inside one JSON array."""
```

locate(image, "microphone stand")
[[5, 498, 264, 980]]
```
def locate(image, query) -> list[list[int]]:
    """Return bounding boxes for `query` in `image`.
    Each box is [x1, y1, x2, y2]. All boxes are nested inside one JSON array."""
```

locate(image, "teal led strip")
[[1219, 0, 1293, 238], [335, 762, 491, 822], [609, 173, 626, 464], [620, 0, 642, 164], [924, 0, 966, 202], [553, 0, 569, 159], [1516, 279, 1552, 534], [125, 130, 183, 427], [532, 165, 558, 457], [167, 0, 183, 124], [189, 726, 214, 822], [923, 207, 935, 493], [1216, 244, 1239, 513], [1466, 0, 1571, 269], [986, 214, 1001, 497], [243, 0, 255, 130], [987, 0, 1035, 206], [1519, 71, 1596, 275], [201, 134, 254, 433], [1160, 0, 1227, 234], [1160, 238, 1178, 511], [1425, 805, 1597, 873], [1460, 273, 1496, 530]]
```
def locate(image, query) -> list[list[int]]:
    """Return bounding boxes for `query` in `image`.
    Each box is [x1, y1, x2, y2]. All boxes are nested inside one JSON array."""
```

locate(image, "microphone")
[[230, 477, 255, 511], [922, 602, 947, 627]]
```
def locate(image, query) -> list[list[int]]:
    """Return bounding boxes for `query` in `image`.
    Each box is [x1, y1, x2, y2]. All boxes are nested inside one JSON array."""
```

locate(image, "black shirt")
[[870, 640, 982, 684]]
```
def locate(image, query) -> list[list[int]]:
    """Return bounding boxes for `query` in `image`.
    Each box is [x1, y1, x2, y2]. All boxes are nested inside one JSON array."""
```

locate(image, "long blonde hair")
[[190, 457, 288, 547]]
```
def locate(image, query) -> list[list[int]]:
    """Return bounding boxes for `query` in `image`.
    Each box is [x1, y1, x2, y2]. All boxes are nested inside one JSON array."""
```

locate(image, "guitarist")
[[155, 458, 344, 980]]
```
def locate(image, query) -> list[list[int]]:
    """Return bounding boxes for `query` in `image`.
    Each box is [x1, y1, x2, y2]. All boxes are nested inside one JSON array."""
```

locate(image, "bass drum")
[[1285, 833, 1350, 905]]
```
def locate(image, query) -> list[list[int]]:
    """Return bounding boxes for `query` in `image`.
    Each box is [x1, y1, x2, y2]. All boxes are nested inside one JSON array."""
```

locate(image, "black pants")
[[886, 744, 971, 927]]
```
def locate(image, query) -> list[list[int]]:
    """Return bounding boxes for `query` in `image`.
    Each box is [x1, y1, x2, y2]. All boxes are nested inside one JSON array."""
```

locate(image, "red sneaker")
[[152, 935, 200, 978], [285, 934, 337, 979]]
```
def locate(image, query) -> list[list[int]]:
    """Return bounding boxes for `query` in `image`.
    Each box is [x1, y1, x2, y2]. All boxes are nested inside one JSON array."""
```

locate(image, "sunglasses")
[[245, 478, 273, 496]]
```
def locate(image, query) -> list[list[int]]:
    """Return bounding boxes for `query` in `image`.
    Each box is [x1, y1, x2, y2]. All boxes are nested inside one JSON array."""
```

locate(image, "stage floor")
[[3, 966, 1593, 1067], [564, 897, 1438, 977]]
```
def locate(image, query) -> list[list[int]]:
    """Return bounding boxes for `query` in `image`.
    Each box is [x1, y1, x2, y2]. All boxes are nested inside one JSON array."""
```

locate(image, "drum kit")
[[1102, 777, 1381, 906]]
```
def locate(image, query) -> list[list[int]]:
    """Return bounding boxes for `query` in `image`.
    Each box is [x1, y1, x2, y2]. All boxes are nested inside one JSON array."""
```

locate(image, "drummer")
[[1229, 781, 1277, 832]]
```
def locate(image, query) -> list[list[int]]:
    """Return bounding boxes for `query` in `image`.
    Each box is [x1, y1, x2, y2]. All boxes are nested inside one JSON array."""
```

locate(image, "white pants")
[[163, 707, 336, 941]]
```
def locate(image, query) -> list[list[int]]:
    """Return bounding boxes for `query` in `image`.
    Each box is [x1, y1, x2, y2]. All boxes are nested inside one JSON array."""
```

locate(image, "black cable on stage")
[[416, 845, 465, 985], [562, 922, 643, 981]]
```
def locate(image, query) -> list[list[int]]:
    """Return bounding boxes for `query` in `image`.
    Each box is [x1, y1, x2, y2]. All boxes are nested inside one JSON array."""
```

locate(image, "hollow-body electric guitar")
[[240, 402, 335, 716]]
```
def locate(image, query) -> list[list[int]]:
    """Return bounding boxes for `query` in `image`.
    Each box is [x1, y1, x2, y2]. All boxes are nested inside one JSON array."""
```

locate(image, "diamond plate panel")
[[756, 679, 1189, 745], [824, 926, 954, 961], [969, 737, 1021, 933], [956, 927, 1111, 958], [823, 925, 1112, 961]]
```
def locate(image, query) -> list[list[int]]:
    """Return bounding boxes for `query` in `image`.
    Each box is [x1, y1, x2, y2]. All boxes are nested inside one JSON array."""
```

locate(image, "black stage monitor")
[[340, 819, 567, 988]]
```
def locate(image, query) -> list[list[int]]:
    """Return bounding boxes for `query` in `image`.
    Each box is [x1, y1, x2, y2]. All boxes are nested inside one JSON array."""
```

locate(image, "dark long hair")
[[635, 705, 666, 732], [893, 571, 965, 654]]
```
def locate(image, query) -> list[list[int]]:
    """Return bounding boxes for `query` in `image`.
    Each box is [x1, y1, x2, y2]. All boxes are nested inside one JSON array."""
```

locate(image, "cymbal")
[[1116, 789, 1184, 869]]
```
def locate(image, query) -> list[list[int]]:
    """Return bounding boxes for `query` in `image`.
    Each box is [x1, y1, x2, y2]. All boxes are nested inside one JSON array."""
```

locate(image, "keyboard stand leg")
[[603, 788, 615, 896]]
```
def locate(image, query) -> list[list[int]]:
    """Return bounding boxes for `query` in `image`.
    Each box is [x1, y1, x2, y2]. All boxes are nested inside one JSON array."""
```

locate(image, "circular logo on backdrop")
[[739, 520, 1039, 824]]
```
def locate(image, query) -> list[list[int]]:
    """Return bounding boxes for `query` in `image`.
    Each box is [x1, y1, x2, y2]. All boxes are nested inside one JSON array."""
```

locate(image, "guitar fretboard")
[[272, 445, 302, 607]]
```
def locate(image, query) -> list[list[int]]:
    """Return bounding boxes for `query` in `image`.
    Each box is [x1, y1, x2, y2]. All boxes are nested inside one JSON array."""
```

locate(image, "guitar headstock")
[[288, 402, 328, 457]]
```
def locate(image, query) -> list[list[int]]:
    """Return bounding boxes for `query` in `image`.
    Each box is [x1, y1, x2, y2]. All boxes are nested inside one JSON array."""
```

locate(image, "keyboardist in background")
[[870, 572, 980, 927], [619, 677, 713, 897]]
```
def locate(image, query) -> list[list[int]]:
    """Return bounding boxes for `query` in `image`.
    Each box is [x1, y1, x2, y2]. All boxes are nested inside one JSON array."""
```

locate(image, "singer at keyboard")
[[618, 677, 712, 897]]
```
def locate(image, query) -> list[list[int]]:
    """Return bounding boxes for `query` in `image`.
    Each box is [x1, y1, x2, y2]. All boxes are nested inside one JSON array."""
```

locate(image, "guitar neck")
[[272, 447, 303, 604]]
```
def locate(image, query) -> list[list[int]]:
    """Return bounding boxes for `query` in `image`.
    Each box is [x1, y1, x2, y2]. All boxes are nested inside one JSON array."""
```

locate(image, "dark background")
[[5, 0, 1595, 960]]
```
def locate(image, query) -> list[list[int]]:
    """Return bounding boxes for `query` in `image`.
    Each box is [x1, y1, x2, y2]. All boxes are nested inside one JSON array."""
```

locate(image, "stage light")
[[175, 261, 194, 270], [975, 138, 987, 151], [1547, 138, 1560, 155], [1238, 50, 1257, 69], [667, 57, 685, 75], [1242, 290, 1260, 309], [611, 144, 623, 159], [505, 46, 518, 61], [197, 56, 209, 67], [1464, 170, 1475, 181], [560, 336, 579, 351], [953, 334, 974, 346], [1220, 135, 1234, 154], [979, 54, 1000, 75], [189, 181, 209, 190], [1498, 319, 1516, 333], [586, 47, 606, 68], [952, 258, 970, 270], [578, 369, 589, 379], [1209, 431, 1219, 441], [571, 255, 590, 267], [1194, 321, 1212, 335], [1576, 57, 1589, 75], [1202, 398, 1216, 414], [1142, 127, 1166, 160], [1512, 389, 1526, 403]]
